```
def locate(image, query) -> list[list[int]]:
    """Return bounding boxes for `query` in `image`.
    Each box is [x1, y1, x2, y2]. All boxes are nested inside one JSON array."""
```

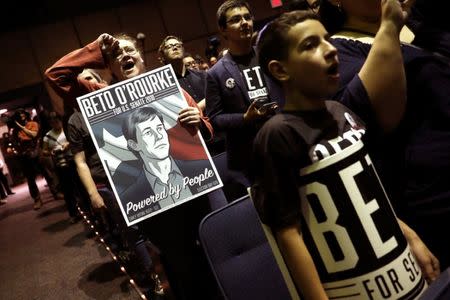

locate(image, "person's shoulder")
[[257, 114, 295, 140], [254, 114, 302, 157], [68, 111, 82, 124], [265, 113, 295, 127], [325, 100, 356, 117], [43, 129, 52, 137], [325, 100, 365, 128], [27, 120, 40, 129], [189, 69, 207, 76], [331, 36, 372, 55], [325, 100, 348, 110]]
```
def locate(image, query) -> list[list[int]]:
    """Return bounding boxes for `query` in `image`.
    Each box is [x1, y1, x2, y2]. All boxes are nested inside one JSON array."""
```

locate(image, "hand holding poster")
[[77, 65, 222, 226]]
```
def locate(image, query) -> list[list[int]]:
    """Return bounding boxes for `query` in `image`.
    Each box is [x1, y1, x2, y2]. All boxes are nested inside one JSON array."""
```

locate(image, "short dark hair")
[[14, 108, 30, 121], [257, 10, 318, 82], [122, 106, 165, 143], [158, 35, 183, 64], [217, 0, 251, 30]]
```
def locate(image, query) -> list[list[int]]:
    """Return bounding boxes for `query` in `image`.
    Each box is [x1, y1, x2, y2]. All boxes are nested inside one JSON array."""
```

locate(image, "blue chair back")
[[198, 195, 299, 300], [212, 152, 250, 201], [420, 267, 450, 299]]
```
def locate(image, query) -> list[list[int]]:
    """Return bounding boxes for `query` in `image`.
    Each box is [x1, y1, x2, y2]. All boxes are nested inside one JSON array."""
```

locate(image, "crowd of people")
[[1, 0, 449, 299], [1, 108, 66, 209]]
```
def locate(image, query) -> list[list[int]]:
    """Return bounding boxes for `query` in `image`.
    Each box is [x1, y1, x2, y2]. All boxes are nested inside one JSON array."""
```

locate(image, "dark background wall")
[[0, 0, 281, 113]]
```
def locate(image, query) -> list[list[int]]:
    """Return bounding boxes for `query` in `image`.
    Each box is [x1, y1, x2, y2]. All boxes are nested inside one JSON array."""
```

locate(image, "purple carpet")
[[0, 177, 139, 299]]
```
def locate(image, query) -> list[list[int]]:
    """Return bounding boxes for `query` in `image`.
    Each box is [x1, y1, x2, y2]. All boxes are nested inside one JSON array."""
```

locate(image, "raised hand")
[[97, 33, 120, 61], [381, 0, 415, 32]]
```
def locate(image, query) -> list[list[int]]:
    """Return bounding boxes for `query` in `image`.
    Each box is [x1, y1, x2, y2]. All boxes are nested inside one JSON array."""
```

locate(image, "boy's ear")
[[268, 60, 289, 82]]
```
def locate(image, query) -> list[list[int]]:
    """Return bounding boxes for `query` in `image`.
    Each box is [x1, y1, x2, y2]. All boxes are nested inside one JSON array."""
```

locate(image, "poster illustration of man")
[[77, 65, 222, 225]]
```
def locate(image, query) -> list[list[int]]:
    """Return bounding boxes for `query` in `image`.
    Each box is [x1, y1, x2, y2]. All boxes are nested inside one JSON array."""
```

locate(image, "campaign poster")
[[260, 141, 427, 299], [76, 65, 223, 226]]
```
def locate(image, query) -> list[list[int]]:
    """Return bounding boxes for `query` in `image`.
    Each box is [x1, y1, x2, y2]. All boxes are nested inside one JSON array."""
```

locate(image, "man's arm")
[[252, 119, 326, 298], [179, 89, 213, 141], [205, 70, 277, 131], [276, 225, 328, 300], [16, 121, 39, 139], [398, 219, 440, 283], [41, 137, 51, 157], [67, 112, 105, 209], [197, 99, 206, 111], [357, 0, 413, 132], [73, 151, 106, 209], [44, 38, 108, 99]]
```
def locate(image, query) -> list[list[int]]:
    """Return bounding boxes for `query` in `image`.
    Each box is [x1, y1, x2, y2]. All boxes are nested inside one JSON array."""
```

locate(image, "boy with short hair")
[[252, 3, 439, 299]]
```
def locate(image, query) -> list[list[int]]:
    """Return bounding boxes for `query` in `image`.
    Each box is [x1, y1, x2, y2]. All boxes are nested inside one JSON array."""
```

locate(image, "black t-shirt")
[[231, 50, 270, 104], [67, 111, 107, 184], [176, 69, 207, 102], [252, 101, 366, 231], [252, 101, 426, 298]]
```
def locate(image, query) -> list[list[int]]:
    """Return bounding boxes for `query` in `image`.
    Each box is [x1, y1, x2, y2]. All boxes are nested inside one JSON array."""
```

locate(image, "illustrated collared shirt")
[[144, 157, 192, 208]]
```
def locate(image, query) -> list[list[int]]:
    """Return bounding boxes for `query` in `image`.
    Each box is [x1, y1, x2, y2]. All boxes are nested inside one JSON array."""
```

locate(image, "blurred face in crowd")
[[109, 39, 146, 81], [49, 117, 63, 131], [133, 116, 170, 161], [221, 6, 254, 42], [200, 62, 210, 70], [183, 56, 199, 70], [274, 19, 339, 99], [209, 56, 218, 66], [162, 38, 184, 63]]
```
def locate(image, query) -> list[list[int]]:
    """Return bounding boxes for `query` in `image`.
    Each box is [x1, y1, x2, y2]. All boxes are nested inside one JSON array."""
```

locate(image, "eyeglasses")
[[163, 42, 183, 51], [185, 61, 198, 67], [114, 46, 138, 59], [226, 13, 253, 25]]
